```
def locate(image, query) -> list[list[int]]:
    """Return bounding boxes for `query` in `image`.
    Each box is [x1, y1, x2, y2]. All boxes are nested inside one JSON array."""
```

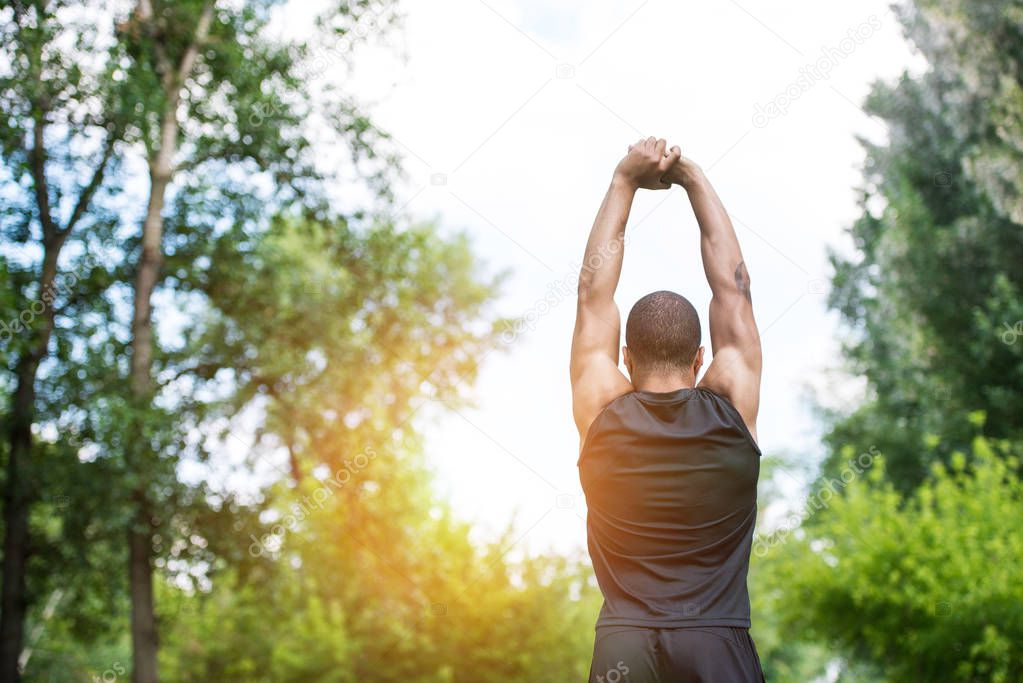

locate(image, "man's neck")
[[631, 372, 696, 393]]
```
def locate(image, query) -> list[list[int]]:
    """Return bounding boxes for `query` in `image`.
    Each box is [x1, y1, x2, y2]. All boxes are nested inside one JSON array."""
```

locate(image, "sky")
[[286, 0, 921, 559]]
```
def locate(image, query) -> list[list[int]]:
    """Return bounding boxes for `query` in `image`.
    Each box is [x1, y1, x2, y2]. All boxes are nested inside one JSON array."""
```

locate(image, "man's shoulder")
[[572, 362, 633, 439], [576, 385, 635, 446], [693, 387, 761, 455]]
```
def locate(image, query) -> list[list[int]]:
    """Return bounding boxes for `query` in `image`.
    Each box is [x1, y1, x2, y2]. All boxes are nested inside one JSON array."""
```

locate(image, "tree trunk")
[[0, 238, 65, 683], [0, 381, 33, 683], [0, 12, 119, 670], [128, 508, 158, 683], [127, 120, 172, 683], [127, 5, 213, 680]]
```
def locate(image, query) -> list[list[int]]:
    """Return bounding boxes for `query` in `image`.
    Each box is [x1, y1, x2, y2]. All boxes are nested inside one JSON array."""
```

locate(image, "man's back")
[[579, 387, 760, 629]]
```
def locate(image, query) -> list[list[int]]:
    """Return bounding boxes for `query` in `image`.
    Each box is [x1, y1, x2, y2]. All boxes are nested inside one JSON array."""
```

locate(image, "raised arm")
[[570, 138, 680, 440], [664, 157, 761, 439]]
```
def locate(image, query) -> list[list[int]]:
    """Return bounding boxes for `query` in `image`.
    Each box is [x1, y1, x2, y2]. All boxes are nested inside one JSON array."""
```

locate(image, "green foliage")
[[157, 475, 600, 682], [146, 210, 595, 682], [8, 0, 1021, 680], [747, 455, 837, 682], [825, 0, 1023, 492], [1, 1, 513, 679], [770, 439, 1023, 682], [186, 214, 505, 463], [770, 2, 1023, 679]]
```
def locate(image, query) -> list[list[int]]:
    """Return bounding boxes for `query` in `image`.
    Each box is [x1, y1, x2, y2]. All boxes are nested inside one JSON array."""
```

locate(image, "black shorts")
[[588, 625, 766, 682]]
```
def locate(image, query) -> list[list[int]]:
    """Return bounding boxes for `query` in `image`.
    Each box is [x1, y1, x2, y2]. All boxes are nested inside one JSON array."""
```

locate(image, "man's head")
[[623, 290, 704, 382]]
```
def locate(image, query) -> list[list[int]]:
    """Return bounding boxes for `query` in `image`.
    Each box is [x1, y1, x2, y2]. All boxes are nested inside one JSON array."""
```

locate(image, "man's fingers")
[[654, 138, 667, 157], [659, 144, 682, 172]]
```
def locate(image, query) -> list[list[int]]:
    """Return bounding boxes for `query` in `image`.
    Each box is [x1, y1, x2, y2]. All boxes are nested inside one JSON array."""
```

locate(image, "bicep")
[[570, 298, 632, 438]]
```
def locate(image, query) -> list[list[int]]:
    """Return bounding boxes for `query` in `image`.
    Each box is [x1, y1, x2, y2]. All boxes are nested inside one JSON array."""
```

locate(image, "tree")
[[100, 1, 400, 678], [137, 209, 597, 682], [157, 455, 600, 682], [748, 455, 840, 682], [825, 0, 1023, 491], [769, 438, 1023, 681], [788, 3, 1023, 678], [2, 0, 409, 678], [0, 3, 129, 678]]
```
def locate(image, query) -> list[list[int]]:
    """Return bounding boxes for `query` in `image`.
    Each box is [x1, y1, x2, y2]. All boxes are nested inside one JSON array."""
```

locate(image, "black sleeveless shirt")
[[578, 387, 761, 629]]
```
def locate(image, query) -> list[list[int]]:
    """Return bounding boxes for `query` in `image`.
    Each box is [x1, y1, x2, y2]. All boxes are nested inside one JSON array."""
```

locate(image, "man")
[[571, 137, 764, 682]]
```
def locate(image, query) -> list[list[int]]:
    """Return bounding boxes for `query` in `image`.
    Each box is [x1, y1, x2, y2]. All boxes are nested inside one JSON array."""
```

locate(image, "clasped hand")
[[613, 137, 699, 191]]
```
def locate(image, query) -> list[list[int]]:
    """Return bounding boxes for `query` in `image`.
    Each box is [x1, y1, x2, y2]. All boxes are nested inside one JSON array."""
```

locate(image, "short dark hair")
[[625, 290, 701, 373]]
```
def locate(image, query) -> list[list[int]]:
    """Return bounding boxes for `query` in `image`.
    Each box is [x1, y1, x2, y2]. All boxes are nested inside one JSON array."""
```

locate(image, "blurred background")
[[1, 0, 1021, 681]]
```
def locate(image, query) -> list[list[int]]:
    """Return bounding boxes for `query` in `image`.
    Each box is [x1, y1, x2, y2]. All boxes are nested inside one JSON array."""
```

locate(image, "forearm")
[[577, 176, 635, 302], [684, 169, 747, 297]]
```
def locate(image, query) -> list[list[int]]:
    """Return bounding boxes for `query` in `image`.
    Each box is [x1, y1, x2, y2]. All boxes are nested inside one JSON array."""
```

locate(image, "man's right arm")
[[666, 158, 761, 439], [571, 138, 679, 441]]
